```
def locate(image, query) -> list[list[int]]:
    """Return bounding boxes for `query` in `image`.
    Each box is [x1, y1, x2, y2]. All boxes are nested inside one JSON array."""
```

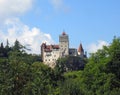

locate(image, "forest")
[[0, 37, 120, 95]]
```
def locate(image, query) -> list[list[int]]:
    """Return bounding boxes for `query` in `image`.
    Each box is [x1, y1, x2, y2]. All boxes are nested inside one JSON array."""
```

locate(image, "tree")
[[61, 71, 84, 95], [23, 62, 54, 95], [55, 56, 87, 74], [80, 37, 120, 94], [106, 37, 120, 79], [0, 43, 5, 57], [12, 40, 24, 52]]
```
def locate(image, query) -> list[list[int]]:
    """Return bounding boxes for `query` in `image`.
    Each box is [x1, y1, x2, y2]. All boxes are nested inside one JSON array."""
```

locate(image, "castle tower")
[[78, 43, 84, 57], [59, 32, 69, 57]]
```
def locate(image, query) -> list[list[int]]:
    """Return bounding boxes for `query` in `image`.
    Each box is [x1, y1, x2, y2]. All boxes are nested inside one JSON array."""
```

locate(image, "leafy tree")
[[80, 37, 120, 95], [12, 40, 24, 52], [23, 62, 54, 95], [0, 59, 30, 95], [1, 37, 120, 95], [55, 56, 87, 73], [59, 79, 83, 95], [106, 37, 120, 79], [60, 71, 84, 95]]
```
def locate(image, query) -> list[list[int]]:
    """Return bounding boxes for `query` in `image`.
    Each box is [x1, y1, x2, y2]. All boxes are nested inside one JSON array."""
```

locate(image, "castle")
[[41, 32, 86, 68]]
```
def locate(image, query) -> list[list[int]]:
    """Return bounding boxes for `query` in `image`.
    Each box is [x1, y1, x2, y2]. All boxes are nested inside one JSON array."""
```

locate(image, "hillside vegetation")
[[0, 37, 120, 95]]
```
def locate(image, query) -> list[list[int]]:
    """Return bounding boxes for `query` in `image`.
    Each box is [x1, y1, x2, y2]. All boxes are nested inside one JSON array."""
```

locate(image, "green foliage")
[[23, 62, 54, 95], [0, 37, 120, 95], [55, 56, 87, 73], [64, 71, 82, 79], [0, 40, 44, 95], [80, 37, 120, 95], [59, 71, 83, 95], [59, 79, 83, 95], [13, 40, 24, 52], [106, 37, 120, 80]]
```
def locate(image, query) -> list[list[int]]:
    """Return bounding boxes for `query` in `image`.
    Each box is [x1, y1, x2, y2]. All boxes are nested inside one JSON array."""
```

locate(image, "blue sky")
[[0, 0, 120, 54]]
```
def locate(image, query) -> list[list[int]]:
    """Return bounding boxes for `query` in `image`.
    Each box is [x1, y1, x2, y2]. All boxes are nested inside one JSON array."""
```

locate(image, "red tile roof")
[[41, 43, 59, 52], [78, 43, 84, 52], [62, 32, 66, 35]]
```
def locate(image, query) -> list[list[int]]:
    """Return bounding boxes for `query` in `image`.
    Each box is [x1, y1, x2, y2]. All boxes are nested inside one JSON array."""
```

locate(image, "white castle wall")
[[43, 48, 60, 68]]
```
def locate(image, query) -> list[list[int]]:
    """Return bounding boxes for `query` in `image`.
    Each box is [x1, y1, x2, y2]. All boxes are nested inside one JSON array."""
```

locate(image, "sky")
[[0, 0, 120, 54]]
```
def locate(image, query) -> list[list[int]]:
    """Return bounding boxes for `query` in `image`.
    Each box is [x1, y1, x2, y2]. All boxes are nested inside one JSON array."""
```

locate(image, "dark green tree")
[[106, 37, 120, 79], [79, 37, 120, 95], [23, 62, 54, 95]]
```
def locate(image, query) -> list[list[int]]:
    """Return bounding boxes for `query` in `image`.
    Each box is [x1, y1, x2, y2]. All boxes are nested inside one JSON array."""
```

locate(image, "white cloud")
[[50, 0, 70, 12], [87, 40, 109, 53], [0, 0, 33, 22], [0, 0, 55, 54], [0, 18, 54, 54], [50, 0, 63, 9]]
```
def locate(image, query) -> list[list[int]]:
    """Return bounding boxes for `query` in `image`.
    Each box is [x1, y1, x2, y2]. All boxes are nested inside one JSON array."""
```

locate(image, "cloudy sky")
[[0, 0, 120, 54]]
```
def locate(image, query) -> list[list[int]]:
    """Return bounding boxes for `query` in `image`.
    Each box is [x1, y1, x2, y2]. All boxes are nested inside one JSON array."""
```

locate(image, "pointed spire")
[[78, 43, 84, 53], [62, 30, 66, 35]]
